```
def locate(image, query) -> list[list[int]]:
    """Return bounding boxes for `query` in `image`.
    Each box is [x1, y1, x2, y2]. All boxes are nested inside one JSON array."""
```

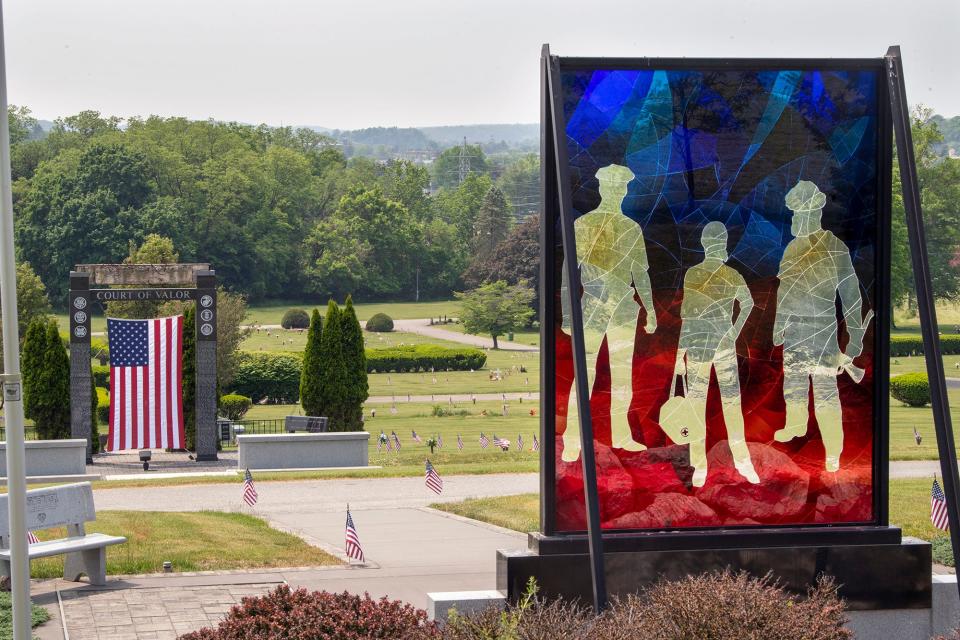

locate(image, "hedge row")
[[365, 345, 486, 373], [890, 334, 960, 357], [890, 372, 930, 407]]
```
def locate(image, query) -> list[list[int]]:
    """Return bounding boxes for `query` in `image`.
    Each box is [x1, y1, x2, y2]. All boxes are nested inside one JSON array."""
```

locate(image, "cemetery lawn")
[[27, 510, 338, 578], [889, 388, 960, 460], [440, 323, 540, 347], [430, 479, 948, 543]]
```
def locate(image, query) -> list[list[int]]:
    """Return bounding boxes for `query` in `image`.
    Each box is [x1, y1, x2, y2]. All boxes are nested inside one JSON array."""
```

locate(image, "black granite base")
[[497, 535, 931, 611]]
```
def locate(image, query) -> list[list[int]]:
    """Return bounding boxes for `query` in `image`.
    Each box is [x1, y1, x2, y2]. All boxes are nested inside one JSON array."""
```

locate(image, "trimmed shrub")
[[96, 387, 110, 425], [318, 301, 346, 425], [890, 334, 960, 357], [890, 372, 930, 407], [179, 585, 436, 640], [281, 308, 310, 330], [366, 345, 486, 373], [933, 536, 955, 567], [339, 296, 368, 431], [231, 352, 301, 404], [365, 312, 394, 332], [92, 365, 110, 388], [219, 394, 252, 421], [24, 320, 71, 440]]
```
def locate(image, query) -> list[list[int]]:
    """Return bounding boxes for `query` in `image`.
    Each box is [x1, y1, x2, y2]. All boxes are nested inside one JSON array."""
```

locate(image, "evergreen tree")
[[21, 318, 47, 422], [29, 321, 71, 439], [182, 307, 196, 450], [317, 300, 345, 428], [472, 185, 512, 261], [90, 363, 100, 453], [339, 296, 368, 431], [300, 308, 324, 416]]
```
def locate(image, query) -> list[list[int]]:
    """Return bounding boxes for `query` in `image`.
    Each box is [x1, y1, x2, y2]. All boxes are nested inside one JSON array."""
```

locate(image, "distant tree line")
[[7, 107, 539, 308]]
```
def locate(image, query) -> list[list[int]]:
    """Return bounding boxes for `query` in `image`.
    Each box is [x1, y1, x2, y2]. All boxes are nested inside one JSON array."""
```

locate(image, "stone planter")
[[0, 439, 88, 477], [237, 432, 369, 470]]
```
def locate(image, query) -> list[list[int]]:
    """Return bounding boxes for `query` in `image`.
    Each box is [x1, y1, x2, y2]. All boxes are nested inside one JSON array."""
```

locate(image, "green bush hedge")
[[890, 372, 930, 407], [231, 353, 301, 404], [890, 334, 960, 357], [96, 386, 110, 424], [219, 394, 252, 420], [365, 313, 394, 332], [92, 365, 110, 388], [365, 345, 486, 373], [281, 308, 310, 330]]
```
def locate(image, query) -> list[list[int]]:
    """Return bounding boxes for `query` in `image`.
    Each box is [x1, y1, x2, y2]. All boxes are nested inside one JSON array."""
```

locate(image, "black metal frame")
[[885, 45, 960, 596], [539, 51, 895, 549]]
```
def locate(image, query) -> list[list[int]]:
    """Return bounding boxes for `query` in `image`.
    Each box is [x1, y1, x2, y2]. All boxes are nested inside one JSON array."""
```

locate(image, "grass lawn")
[[890, 388, 960, 460], [27, 510, 338, 578], [248, 399, 541, 471], [441, 322, 540, 347], [244, 299, 460, 325], [241, 328, 471, 354], [0, 592, 49, 637], [431, 479, 945, 542]]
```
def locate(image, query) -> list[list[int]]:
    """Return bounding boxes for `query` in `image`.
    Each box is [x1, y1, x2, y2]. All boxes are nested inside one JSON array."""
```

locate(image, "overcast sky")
[[5, 0, 958, 130]]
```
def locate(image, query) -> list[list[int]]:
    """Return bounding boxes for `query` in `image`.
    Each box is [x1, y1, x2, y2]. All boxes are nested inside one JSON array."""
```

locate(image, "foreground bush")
[[365, 312, 394, 332], [179, 585, 436, 640], [890, 372, 930, 407], [439, 571, 849, 640], [281, 308, 311, 329]]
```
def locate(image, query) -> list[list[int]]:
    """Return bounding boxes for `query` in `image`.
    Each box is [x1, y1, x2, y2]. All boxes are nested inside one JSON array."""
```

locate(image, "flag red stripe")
[[153, 319, 161, 449], [165, 317, 174, 449], [175, 317, 184, 449], [108, 366, 116, 451]]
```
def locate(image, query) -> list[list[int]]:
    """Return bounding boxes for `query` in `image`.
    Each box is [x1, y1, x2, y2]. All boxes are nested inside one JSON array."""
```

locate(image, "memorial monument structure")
[[498, 46, 960, 618]]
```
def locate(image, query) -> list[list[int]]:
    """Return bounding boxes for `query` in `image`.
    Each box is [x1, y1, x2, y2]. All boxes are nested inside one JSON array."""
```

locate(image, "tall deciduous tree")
[[339, 296, 368, 431], [462, 214, 540, 314], [300, 309, 324, 417], [0, 262, 51, 370], [317, 301, 345, 427], [472, 186, 512, 261], [455, 280, 535, 349]]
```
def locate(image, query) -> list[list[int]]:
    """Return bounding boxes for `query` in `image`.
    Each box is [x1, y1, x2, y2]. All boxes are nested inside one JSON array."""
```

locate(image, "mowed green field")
[[246, 399, 541, 475], [241, 328, 468, 353]]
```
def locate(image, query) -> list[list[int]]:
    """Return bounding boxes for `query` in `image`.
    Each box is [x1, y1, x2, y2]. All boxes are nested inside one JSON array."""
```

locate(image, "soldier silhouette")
[[773, 180, 871, 472], [561, 164, 656, 462], [667, 222, 760, 487]]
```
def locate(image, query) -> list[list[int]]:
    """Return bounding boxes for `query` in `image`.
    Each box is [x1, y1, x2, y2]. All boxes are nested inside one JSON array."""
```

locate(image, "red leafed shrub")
[[179, 585, 438, 640]]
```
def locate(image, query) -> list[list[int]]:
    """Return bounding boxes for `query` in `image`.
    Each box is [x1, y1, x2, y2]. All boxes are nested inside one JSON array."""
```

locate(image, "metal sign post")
[[885, 44, 960, 600], [0, 0, 32, 635]]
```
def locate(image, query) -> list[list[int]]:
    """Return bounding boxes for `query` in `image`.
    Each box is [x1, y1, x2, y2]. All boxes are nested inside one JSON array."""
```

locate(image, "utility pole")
[[458, 136, 468, 185], [0, 1, 32, 637]]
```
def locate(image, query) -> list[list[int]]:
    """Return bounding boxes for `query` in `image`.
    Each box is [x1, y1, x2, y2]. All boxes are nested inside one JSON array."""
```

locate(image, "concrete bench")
[[285, 416, 328, 433], [238, 432, 369, 469], [0, 482, 125, 585]]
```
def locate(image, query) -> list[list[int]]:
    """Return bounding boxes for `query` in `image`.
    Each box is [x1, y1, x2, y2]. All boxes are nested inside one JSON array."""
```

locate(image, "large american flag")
[[345, 507, 365, 562], [425, 459, 443, 494], [107, 316, 184, 451], [932, 478, 950, 531], [242, 468, 258, 507]]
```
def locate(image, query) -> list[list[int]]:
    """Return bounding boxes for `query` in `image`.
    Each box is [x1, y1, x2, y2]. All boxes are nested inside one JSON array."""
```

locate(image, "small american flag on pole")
[[377, 432, 385, 452], [425, 460, 443, 494], [437, 434, 443, 449], [493, 435, 509, 450], [412, 430, 422, 444], [457, 434, 464, 451], [392, 431, 402, 450], [26, 531, 38, 544], [242, 468, 258, 507], [932, 478, 950, 531], [532, 434, 540, 451], [345, 506, 364, 562], [107, 316, 185, 451], [517, 434, 524, 451], [479, 433, 489, 449]]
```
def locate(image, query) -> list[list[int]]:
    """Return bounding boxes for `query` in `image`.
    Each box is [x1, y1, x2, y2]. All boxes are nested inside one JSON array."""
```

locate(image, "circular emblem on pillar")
[[200, 309, 213, 322], [74, 326, 87, 338], [73, 297, 87, 310], [73, 311, 87, 324], [200, 295, 214, 308], [200, 323, 214, 336]]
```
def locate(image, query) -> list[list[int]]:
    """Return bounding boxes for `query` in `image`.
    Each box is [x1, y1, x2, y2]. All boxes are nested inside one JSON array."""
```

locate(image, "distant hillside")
[[419, 124, 538, 148], [931, 114, 960, 157]]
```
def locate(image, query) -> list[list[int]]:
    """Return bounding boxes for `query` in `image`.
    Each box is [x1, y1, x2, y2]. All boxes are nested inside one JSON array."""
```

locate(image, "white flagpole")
[[0, 1, 32, 637]]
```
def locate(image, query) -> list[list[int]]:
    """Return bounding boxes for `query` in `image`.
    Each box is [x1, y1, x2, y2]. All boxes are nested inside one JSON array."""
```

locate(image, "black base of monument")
[[195, 454, 218, 462], [498, 528, 930, 611]]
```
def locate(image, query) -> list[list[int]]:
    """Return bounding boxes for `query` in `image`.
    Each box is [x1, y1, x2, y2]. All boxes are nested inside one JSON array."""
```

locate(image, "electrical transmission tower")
[[458, 136, 469, 184]]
